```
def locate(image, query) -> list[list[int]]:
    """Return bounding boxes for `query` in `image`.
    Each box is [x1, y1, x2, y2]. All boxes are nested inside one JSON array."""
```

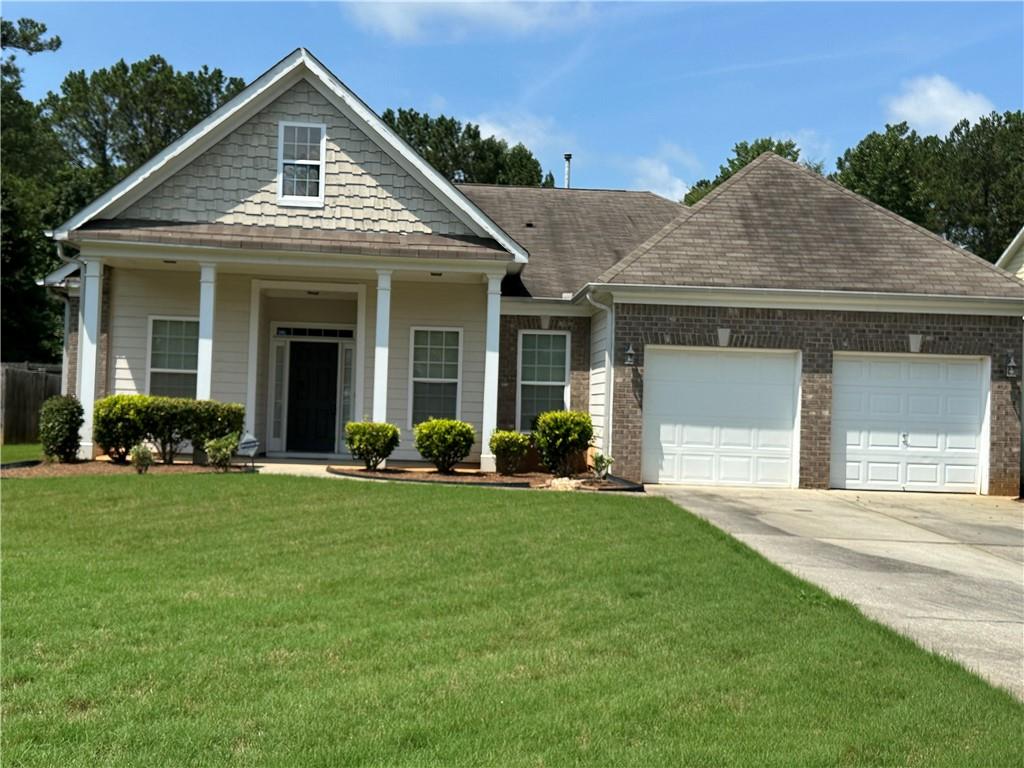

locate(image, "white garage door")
[[831, 354, 988, 493], [642, 348, 800, 486]]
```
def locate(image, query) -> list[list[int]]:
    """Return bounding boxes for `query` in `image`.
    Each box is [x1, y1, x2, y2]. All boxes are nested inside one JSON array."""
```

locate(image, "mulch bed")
[[326, 466, 641, 492], [1, 461, 241, 479]]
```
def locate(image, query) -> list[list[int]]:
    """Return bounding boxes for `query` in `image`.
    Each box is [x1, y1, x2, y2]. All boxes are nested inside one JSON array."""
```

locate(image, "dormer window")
[[278, 121, 326, 206]]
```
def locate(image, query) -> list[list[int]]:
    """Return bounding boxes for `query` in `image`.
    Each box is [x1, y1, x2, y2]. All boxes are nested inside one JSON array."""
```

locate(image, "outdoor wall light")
[[1007, 352, 1019, 380], [624, 344, 637, 366]]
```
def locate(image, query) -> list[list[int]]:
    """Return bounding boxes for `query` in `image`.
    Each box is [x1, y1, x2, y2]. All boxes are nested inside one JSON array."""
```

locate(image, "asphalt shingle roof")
[[599, 153, 1024, 300], [459, 184, 682, 298]]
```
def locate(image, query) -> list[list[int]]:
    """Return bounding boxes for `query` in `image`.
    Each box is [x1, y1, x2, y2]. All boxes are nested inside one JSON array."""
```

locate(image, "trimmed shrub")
[[345, 422, 399, 470], [533, 410, 593, 477], [129, 443, 154, 474], [489, 429, 531, 475], [414, 418, 475, 474], [94, 394, 148, 463], [137, 397, 191, 464], [205, 433, 238, 472], [39, 395, 83, 463], [183, 400, 245, 464]]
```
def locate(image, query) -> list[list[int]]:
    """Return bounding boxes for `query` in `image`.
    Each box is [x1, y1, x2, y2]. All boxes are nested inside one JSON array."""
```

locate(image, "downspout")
[[585, 290, 614, 458]]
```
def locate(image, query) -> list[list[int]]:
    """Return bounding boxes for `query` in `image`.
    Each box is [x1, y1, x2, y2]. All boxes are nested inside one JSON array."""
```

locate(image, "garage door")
[[642, 348, 800, 486], [831, 354, 987, 493]]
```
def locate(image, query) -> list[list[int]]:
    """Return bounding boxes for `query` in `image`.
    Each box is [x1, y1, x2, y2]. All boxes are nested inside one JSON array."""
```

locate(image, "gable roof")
[[598, 153, 1024, 300], [51, 48, 527, 263], [459, 184, 681, 297]]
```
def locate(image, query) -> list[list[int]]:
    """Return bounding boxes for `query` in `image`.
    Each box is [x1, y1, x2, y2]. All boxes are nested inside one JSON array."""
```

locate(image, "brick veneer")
[[612, 304, 1022, 495], [66, 266, 112, 402], [497, 315, 590, 430]]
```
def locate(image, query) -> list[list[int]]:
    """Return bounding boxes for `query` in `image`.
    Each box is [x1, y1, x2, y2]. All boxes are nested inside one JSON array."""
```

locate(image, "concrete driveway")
[[649, 486, 1024, 699]]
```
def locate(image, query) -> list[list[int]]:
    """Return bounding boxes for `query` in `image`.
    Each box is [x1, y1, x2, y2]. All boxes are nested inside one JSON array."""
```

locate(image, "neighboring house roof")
[[995, 225, 1024, 279], [75, 219, 509, 261], [51, 48, 527, 264], [459, 184, 681, 298], [598, 153, 1024, 300]]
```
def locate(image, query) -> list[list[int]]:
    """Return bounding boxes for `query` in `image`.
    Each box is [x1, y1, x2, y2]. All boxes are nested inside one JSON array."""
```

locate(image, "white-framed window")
[[409, 327, 462, 427], [517, 330, 570, 431], [147, 316, 199, 398], [277, 121, 326, 207]]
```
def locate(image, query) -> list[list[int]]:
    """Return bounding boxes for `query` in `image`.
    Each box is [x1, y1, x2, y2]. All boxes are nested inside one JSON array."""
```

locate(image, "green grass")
[[1, 443, 42, 464], [2, 476, 1021, 767]]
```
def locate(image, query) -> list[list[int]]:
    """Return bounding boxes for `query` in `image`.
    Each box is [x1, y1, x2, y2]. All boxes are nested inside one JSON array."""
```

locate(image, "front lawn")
[[2, 476, 1021, 767], [1, 443, 41, 464]]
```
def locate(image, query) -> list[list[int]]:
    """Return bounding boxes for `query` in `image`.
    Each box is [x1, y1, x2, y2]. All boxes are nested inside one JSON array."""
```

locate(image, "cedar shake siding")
[[612, 304, 1022, 495]]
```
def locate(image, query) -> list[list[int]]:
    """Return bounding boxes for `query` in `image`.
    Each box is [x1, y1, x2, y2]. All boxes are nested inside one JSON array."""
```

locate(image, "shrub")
[[205, 433, 238, 472], [94, 394, 148, 463], [183, 401, 245, 451], [489, 430, 531, 475], [533, 410, 593, 477], [129, 443, 154, 474], [345, 422, 399, 470], [137, 397, 191, 464], [591, 450, 615, 479], [414, 418, 475, 474], [39, 395, 83, 463]]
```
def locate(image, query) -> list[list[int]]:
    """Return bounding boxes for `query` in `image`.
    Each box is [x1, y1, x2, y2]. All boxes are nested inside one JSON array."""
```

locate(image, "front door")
[[286, 341, 339, 452]]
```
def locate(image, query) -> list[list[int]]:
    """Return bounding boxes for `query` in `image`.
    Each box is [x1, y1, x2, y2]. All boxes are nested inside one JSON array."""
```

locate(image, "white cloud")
[[886, 75, 995, 136], [346, 2, 591, 42], [473, 111, 571, 152], [626, 143, 699, 201], [782, 129, 833, 166]]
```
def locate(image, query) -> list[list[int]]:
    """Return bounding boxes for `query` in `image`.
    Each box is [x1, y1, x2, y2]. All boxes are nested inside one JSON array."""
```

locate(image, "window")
[[518, 331, 570, 430], [410, 328, 461, 426], [148, 317, 199, 398], [278, 122, 326, 205]]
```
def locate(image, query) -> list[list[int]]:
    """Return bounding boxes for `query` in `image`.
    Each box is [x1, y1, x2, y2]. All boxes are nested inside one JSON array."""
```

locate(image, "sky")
[[7, 1, 1023, 199]]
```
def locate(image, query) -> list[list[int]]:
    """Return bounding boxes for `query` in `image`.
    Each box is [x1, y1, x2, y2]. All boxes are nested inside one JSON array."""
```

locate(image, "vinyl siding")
[[589, 308, 608, 445], [119, 79, 471, 236]]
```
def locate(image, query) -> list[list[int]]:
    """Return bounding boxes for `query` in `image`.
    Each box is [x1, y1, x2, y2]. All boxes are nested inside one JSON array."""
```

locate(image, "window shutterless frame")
[[516, 329, 571, 432], [277, 121, 327, 207], [407, 326, 463, 429], [146, 315, 200, 397]]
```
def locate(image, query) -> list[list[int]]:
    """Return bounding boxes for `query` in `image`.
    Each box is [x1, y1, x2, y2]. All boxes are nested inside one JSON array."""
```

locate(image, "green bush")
[[345, 422, 400, 470], [129, 443, 154, 474], [94, 395, 148, 463], [183, 400, 245, 451], [489, 429, 531, 475], [533, 410, 593, 477], [39, 395, 83, 463], [591, 450, 615, 479], [136, 397, 192, 464], [205, 433, 238, 472], [414, 418, 475, 474]]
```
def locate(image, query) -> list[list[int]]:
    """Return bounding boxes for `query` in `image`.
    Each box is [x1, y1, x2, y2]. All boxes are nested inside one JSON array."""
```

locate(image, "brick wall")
[[498, 315, 590, 430], [612, 304, 1022, 495]]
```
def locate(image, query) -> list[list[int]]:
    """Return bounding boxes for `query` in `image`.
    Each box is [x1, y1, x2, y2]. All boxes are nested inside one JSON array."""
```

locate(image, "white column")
[[196, 263, 217, 400], [372, 270, 392, 423], [479, 274, 502, 472], [77, 258, 103, 459]]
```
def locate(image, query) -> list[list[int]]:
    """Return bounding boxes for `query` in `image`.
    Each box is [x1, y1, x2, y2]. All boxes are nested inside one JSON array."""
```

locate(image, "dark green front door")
[[286, 342, 338, 453]]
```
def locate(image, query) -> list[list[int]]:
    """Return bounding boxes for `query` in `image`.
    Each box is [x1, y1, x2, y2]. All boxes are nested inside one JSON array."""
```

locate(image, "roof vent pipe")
[[563, 153, 572, 189]]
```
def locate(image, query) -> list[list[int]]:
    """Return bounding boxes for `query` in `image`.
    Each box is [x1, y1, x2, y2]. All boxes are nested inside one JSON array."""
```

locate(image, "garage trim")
[[641, 345, 802, 488], [831, 352, 991, 495]]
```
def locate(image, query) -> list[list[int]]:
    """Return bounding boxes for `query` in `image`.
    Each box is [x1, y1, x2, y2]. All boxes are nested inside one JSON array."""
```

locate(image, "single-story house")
[[45, 48, 1024, 494]]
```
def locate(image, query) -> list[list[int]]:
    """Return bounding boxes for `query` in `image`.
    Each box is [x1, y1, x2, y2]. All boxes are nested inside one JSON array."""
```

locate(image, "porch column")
[[372, 270, 392, 422], [479, 274, 502, 472], [78, 258, 103, 459], [196, 263, 217, 400]]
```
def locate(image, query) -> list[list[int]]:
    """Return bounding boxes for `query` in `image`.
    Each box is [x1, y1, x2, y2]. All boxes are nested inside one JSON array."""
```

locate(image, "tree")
[[382, 107, 550, 185], [684, 137, 819, 205], [542, 171, 556, 188], [833, 123, 943, 231]]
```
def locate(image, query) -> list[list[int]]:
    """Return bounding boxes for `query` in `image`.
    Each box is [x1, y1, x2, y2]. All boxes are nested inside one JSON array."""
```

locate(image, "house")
[[46, 48, 1024, 494], [996, 225, 1024, 280]]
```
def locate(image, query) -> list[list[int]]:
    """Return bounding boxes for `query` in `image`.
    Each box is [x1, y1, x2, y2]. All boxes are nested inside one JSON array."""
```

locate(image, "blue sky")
[[8, 2, 1023, 198]]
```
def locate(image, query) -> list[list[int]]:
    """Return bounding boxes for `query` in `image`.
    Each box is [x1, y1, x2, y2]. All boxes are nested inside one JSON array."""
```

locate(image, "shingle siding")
[[120, 79, 471, 236], [611, 303, 1022, 495]]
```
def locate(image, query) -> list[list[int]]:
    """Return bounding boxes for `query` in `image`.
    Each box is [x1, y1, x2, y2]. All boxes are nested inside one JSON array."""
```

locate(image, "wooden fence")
[[1, 363, 62, 444]]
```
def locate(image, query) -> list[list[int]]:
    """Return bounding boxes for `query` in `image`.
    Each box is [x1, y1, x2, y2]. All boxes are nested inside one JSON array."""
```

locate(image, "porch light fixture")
[[908, 333, 923, 353], [624, 343, 637, 367], [717, 328, 731, 347], [1007, 352, 1019, 380]]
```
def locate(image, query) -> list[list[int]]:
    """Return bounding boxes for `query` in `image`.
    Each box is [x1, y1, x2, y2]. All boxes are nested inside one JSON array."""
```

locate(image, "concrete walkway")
[[649, 486, 1024, 699]]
